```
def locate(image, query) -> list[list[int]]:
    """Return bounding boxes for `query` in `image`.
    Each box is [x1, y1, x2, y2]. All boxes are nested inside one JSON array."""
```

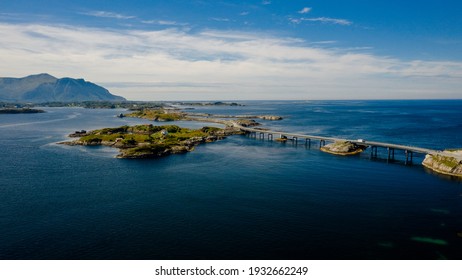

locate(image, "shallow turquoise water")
[[0, 100, 461, 259]]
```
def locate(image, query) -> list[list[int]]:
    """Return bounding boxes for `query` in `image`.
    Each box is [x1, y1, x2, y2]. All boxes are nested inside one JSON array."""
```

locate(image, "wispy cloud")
[[291, 17, 352, 26], [298, 7, 312, 14], [1, 22, 461, 100], [306, 17, 352, 25], [262, 1, 271, 5], [240, 11, 250, 16], [311, 40, 337, 45], [142, 20, 187, 26], [80, 11, 135, 20], [210, 17, 230, 22]]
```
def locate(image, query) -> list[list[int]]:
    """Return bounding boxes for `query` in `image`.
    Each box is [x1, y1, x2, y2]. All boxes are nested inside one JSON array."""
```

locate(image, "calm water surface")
[[0, 100, 461, 259]]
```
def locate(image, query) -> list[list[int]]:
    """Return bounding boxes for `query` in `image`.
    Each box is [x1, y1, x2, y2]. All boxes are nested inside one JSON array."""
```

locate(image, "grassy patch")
[[433, 154, 459, 169], [126, 109, 183, 121]]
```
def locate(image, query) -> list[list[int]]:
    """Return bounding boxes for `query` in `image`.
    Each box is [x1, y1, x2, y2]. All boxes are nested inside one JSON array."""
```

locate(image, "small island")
[[422, 150, 462, 177], [0, 108, 45, 114], [125, 109, 185, 122], [125, 108, 282, 124], [172, 101, 243, 107], [59, 124, 243, 159], [320, 141, 367, 155]]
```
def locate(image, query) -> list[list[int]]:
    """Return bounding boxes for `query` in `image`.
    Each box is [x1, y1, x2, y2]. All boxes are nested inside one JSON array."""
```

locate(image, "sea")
[[0, 100, 461, 260]]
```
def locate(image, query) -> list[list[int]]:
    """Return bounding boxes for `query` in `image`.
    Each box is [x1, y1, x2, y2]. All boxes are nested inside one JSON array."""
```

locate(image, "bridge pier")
[[319, 139, 326, 148], [305, 138, 311, 148], [370, 146, 378, 158], [268, 133, 273, 141], [293, 137, 298, 145], [387, 147, 395, 162], [405, 150, 413, 165], [259, 132, 265, 140]]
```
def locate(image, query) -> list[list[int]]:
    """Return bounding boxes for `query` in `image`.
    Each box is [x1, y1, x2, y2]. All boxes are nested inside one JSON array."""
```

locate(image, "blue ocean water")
[[0, 100, 461, 260]]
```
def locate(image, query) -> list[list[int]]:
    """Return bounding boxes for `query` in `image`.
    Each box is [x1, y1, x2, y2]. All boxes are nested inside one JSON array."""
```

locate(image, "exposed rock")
[[320, 141, 366, 155], [258, 115, 283, 120], [235, 119, 260, 127], [69, 130, 89, 137], [422, 150, 462, 177]]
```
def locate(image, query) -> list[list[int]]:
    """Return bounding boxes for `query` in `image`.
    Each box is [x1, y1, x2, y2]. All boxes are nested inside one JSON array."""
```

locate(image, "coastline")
[[56, 105, 462, 180], [422, 161, 462, 178], [320, 146, 365, 156]]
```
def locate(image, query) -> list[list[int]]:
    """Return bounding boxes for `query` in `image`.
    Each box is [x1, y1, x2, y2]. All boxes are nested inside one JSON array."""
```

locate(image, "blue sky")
[[1, 0, 462, 100]]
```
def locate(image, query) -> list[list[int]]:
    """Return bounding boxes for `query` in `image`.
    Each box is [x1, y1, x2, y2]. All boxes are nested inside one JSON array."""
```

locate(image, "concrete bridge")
[[185, 116, 458, 165], [228, 121, 451, 165]]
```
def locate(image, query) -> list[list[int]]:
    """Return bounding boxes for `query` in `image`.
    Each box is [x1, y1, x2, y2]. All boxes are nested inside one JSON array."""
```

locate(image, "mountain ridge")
[[0, 74, 126, 102]]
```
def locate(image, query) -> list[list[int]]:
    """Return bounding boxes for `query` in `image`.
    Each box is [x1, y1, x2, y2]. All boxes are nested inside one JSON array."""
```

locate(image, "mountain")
[[0, 74, 126, 102]]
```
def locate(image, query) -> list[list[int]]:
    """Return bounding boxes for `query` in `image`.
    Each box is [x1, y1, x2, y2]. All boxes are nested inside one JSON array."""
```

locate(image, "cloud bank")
[[0, 22, 461, 100]]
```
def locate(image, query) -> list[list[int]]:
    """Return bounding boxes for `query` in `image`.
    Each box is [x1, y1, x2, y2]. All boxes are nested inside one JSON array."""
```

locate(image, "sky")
[[1, 0, 462, 101]]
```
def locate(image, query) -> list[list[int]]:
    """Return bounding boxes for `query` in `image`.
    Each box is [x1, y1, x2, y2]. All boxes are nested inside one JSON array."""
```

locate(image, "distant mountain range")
[[0, 74, 125, 102]]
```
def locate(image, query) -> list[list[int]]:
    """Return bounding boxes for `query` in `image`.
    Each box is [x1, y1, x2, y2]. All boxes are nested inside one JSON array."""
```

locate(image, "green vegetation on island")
[[422, 150, 462, 177], [59, 124, 243, 158], [126, 109, 185, 121], [320, 141, 367, 155]]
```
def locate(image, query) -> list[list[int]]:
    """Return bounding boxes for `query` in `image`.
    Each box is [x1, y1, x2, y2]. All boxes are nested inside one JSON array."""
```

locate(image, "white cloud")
[[240, 11, 250, 16], [290, 17, 352, 26], [210, 18, 230, 22], [298, 7, 312, 14], [80, 11, 135, 20], [142, 20, 187, 26], [0, 22, 461, 100], [262, 1, 271, 5], [301, 17, 352, 26]]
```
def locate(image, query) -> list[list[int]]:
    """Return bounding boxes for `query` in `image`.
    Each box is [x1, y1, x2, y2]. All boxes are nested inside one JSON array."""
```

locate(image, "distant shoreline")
[[0, 108, 45, 114]]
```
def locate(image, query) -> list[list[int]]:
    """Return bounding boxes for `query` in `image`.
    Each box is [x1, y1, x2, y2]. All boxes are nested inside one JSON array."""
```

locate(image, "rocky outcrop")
[[422, 151, 462, 177], [258, 115, 283, 120], [320, 141, 366, 155], [235, 119, 260, 127]]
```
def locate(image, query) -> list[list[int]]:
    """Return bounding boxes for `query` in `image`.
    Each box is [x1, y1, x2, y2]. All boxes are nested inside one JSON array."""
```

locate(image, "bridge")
[[185, 116, 457, 165], [228, 121, 451, 165]]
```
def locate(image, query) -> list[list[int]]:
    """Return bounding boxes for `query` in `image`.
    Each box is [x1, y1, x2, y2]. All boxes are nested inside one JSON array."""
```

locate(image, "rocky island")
[[59, 124, 243, 159], [125, 108, 282, 124], [320, 141, 367, 155], [125, 109, 185, 122], [422, 150, 462, 177]]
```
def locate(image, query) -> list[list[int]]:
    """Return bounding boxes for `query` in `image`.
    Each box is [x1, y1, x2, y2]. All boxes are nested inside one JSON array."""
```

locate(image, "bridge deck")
[[186, 117, 457, 159], [230, 121, 442, 155]]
